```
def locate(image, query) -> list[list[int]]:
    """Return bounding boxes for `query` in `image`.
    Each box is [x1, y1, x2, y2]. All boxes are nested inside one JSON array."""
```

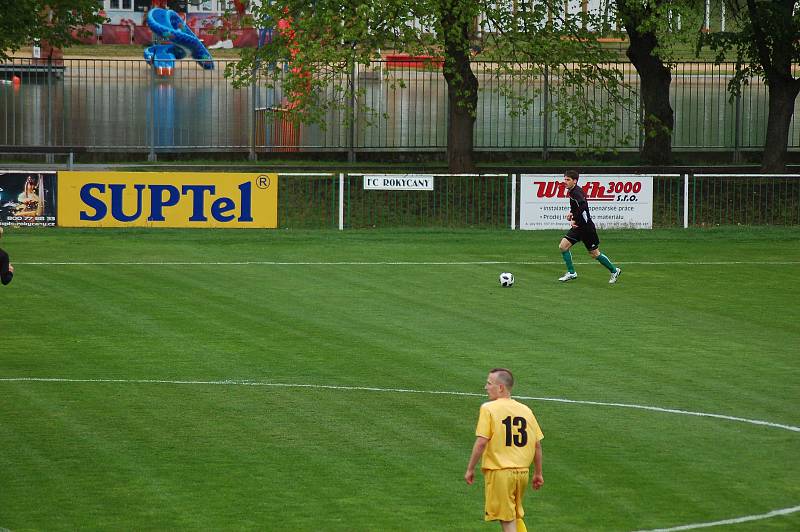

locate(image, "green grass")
[[1, 227, 798, 531], [63, 44, 244, 59]]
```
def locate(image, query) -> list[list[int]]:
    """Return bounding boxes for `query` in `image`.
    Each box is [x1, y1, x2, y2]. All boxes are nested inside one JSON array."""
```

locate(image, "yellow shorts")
[[483, 468, 529, 522]]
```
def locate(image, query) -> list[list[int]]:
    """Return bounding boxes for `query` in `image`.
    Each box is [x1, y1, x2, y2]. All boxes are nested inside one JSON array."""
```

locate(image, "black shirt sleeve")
[[569, 186, 592, 227], [0, 249, 12, 285]]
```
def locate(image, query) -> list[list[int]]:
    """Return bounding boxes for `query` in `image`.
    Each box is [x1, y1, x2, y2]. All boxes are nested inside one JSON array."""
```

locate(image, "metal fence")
[[276, 173, 800, 229], [1, 58, 798, 156], [278, 173, 514, 229], [689, 174, 800, 226]]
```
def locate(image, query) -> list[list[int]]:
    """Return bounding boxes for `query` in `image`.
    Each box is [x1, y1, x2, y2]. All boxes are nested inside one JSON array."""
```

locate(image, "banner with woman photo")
[[0, 172, 57, 227]]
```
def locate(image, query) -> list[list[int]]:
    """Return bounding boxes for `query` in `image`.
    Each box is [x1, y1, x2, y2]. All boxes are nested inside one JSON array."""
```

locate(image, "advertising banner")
[[363, 174, 435, 191], [0, 171, 58, 227], [520, 174, 654, 230], [58, 172, 278, 228]]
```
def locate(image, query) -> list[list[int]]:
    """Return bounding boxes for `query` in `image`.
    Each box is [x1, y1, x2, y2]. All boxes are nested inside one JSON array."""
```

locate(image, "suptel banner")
[[520, 174, 654, 230], [58, 172, 278, 228]]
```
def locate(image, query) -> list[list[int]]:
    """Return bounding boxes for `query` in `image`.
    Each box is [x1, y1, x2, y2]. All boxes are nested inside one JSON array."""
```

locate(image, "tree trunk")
[[743, 0, 800, 173], [443, 54, 478, 172], [440, 4, 478, 173], [620, 4, 674, 165], [761, 78, 800, 173]]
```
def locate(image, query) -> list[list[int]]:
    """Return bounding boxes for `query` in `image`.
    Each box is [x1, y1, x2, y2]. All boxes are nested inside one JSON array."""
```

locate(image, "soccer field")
[[1, 227, 798, 531]]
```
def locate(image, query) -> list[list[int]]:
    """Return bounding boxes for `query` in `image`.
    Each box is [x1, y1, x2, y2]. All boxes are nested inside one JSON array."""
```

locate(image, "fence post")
[[683, 173, 689, 228], [542, 64, 549, 161], [733, 91, 741, 163], [46, 57, 54, 164], [348, 55, 357, 163], [249, 67, 257, 161], [510, 173, 517, 230], [61, 59, 67, 155], [638, 95, 644, 152], [339, 173, 345, 230], [148, 68, 156, 162]]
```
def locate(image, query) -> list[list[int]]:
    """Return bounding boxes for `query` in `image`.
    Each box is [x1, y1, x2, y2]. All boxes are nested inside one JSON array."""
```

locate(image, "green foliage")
[[0, 0, 105, 61], [226, 1, 640, 151], [228, 0, 425, 127], [615, 1, 707, 163], [617, 0, 705, 62], [643, 112, 672, 138], [482, 3, 635, 150], [699, 0, 800, 96]]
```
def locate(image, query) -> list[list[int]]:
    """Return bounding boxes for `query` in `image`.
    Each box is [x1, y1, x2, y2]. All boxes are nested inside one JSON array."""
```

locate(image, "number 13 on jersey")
[[501, 416, 528, 447]]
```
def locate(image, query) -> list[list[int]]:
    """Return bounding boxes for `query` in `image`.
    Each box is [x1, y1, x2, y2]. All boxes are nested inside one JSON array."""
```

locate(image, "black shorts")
[[564, 223, 600, 251]]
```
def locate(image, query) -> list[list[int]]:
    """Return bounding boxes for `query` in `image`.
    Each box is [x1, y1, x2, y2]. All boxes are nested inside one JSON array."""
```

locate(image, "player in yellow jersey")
[[465, 368, 544, 532]]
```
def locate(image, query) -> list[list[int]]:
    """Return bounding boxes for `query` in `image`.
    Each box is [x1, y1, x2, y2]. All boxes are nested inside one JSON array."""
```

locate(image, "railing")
[[275, 173, 800, 229], [278, 173, 514, 229], [689, 174, 800, 226], [1, 58, 799, 157]]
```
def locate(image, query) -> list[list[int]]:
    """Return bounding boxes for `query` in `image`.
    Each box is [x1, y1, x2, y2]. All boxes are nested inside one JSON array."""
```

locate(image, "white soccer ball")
[[499, 272, 514, 287]]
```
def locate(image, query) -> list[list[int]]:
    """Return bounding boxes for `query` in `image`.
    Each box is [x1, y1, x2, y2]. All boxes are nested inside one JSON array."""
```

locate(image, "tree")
[[0, 1, 105, 62], [483, 2, 633, 159], [228, 1, 631, 172], [617, 0, 704, 165], [439, 0, 480, 171], [618, 0, 674, 165], [703, 0, 800, 172]]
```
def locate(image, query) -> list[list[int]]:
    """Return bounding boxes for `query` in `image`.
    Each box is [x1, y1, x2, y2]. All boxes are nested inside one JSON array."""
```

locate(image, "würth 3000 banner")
[[520, 174, 654, 230]]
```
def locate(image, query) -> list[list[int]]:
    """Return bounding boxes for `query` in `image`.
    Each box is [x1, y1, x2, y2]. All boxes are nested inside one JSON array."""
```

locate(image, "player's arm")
[[0, 251, 12, 286], [579, 207, 590, 225], [1, 264, 12, 285], [532, 440, 543, 490], [464, 436, 489, 485], [571, 189, 590, 226]]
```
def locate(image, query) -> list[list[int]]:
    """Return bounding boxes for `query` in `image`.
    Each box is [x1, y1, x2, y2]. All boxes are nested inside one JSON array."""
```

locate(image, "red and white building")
[[95, 1, 261, 46], [101, 1, 257, 25]]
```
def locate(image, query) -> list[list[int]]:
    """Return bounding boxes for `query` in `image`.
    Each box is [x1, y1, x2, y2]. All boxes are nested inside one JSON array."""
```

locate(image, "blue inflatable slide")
[[144, 8, 214, 76]]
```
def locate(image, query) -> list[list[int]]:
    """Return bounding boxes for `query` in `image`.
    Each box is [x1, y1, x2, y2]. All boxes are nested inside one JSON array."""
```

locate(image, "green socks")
[[596, 253, 616, 272], [564, 251, 617, 273], [561, 250, 575, 273]]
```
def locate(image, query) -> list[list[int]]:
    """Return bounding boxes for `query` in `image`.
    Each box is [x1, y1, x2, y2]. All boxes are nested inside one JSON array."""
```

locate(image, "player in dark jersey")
[[0, 227, 14, 286], [558, 170, 621, 284]]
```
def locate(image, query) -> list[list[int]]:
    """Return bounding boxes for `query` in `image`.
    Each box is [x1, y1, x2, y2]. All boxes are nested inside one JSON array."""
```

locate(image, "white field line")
[[632, 505, 800, 532], [1, 377, 798, 433], [2, 377, 798, 531], [14, 260, 800, 266]]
